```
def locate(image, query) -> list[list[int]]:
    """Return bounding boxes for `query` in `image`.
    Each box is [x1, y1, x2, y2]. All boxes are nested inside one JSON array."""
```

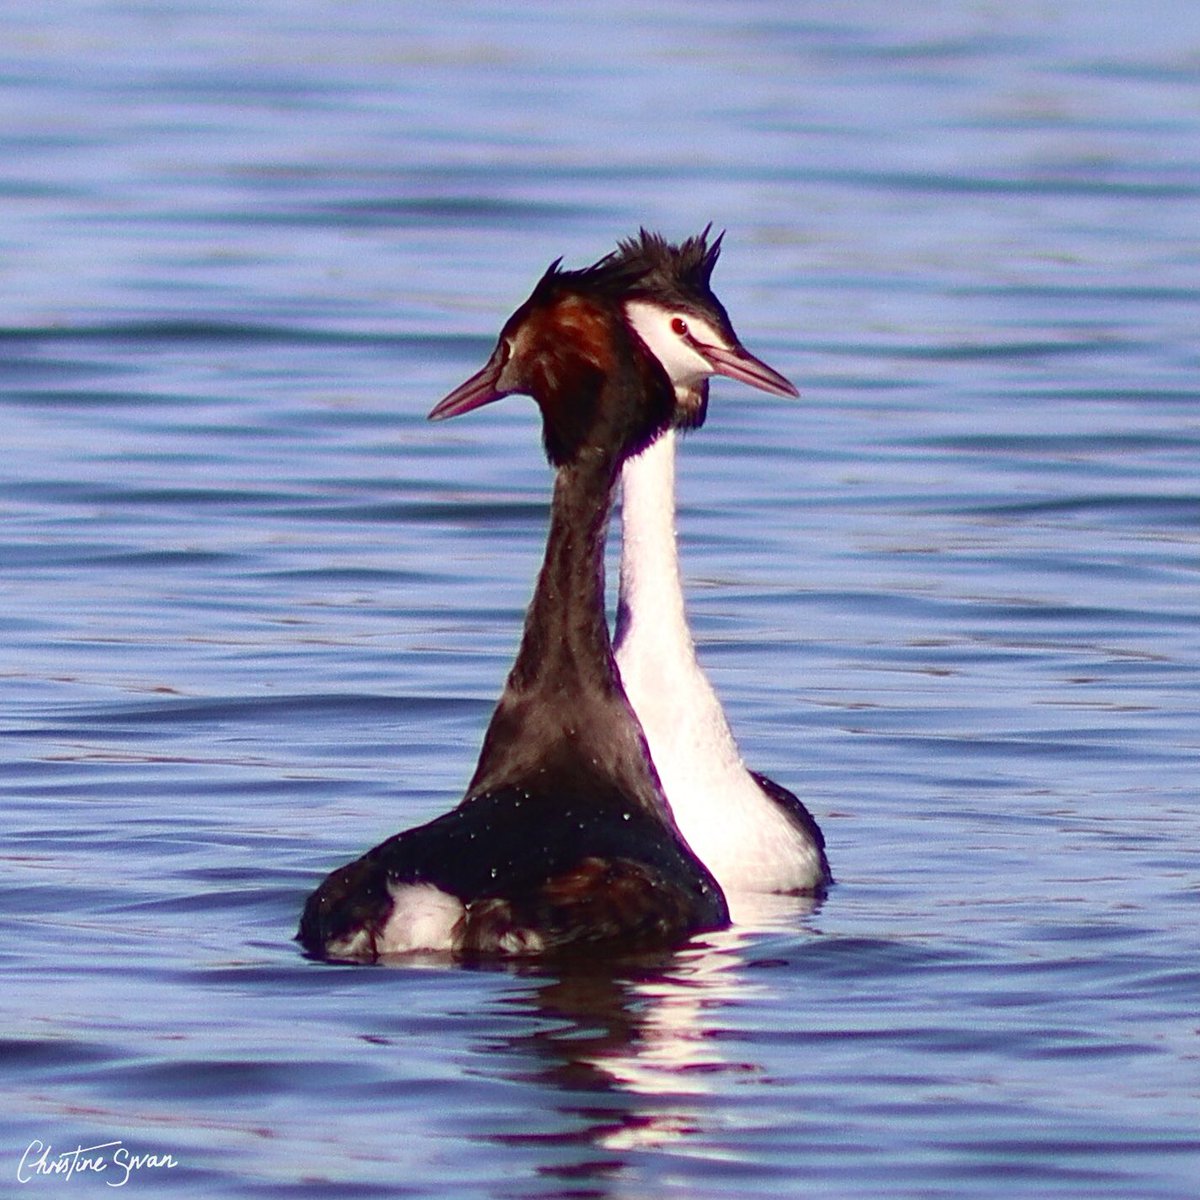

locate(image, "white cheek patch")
[[623, 300, 725, 389]]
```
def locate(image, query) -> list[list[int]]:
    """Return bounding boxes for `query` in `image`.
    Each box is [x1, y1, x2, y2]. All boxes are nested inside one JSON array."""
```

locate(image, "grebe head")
[[429, 252, 677, 466], [611, 228, 799, 429]]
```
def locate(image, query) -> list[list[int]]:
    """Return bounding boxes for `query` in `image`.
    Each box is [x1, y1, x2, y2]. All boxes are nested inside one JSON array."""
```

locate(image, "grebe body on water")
[[298, 243, 728, 962], [608, 232, 832, 899]]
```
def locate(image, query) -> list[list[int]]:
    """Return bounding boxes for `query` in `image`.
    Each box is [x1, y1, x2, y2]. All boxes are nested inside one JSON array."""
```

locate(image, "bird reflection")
[[477, 893, 822, 1193]]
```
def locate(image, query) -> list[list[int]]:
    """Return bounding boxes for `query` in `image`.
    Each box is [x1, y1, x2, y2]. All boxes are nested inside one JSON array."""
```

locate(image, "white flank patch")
[[378, 883, 466, 953]]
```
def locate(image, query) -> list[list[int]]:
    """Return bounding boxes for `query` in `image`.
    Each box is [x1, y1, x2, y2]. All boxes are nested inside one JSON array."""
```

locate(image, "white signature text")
[[18, 1140, 178, 1188]]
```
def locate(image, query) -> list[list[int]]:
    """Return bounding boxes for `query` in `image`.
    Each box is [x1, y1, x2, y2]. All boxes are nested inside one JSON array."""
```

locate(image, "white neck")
[[615, 430, 692, 663], [614, 427, 741, 760], [613, 429, 827, 901], [613, 432, 745, 875]]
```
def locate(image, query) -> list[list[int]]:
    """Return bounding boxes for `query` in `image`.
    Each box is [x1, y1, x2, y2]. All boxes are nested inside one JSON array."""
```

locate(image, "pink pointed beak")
[[428, 351, 509, 421], [698, 342, 799, 399]]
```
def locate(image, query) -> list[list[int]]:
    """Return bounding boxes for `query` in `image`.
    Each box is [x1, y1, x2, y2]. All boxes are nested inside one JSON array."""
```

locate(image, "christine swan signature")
[[17, 1140, 178, 1187]]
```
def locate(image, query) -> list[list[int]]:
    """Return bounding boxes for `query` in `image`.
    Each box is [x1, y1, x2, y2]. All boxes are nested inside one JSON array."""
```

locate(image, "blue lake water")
[[3, 2, 1199, 1196]]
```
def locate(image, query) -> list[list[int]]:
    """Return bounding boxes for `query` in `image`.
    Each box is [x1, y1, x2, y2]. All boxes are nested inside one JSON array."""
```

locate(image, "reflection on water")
[[484, 934, 779, 1186]]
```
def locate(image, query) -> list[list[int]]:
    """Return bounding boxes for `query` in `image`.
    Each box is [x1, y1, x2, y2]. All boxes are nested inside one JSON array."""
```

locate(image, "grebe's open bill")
[[700, 342, 799, 399], [428, 351, 509, 421]]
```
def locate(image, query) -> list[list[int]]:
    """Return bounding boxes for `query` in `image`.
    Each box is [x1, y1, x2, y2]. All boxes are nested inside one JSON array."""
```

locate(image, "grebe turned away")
[[609, 230, 832, 899], [298, 244, 728, 962]]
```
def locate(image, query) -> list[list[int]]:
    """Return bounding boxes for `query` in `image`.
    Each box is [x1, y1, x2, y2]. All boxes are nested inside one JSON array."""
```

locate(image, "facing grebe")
[[609, 230, 832, 899], [297, 244, 728, 962]]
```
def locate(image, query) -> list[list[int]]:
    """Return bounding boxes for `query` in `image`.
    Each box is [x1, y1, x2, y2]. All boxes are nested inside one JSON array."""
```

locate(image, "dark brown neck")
[[506, 451, 618, 696], [466, 443, 670, 818]]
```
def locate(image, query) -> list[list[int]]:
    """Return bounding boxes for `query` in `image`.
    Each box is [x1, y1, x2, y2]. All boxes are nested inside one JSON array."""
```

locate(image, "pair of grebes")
[[299, 229, 831, 962]]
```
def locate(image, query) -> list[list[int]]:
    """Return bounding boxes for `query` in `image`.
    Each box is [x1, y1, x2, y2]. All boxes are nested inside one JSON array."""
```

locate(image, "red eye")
[[670, 317, 689, 336]]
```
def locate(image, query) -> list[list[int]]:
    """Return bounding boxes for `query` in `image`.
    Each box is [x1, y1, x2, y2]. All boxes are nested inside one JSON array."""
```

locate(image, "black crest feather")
[[531, 226, 726, 310]]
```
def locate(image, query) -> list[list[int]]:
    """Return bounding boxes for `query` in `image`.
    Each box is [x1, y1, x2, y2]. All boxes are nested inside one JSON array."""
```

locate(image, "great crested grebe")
[[297, 243, 729, 962], [609, 230, 832, 900]]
